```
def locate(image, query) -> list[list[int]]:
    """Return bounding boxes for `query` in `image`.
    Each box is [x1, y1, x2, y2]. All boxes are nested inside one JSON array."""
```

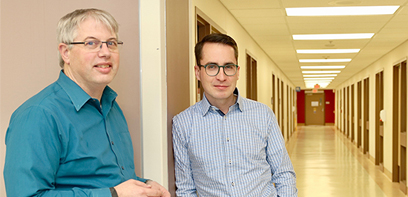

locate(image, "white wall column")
[[140, 0, 168, 187]]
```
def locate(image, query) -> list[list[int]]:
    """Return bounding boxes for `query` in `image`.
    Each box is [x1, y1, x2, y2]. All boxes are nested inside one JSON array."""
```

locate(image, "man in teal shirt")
[[4, 8, 170, 197]]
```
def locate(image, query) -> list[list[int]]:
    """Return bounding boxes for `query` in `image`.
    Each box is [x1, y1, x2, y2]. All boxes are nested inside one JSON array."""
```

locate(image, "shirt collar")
[[199, 88, 243, 116], [56, 70, 117, 111]]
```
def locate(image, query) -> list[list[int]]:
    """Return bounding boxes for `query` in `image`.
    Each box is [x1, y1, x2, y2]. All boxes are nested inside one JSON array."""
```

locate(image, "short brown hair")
[[195, 33, 238, 66]]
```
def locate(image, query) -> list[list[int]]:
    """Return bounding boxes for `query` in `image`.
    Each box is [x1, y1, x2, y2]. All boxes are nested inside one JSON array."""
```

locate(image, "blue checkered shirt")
[[172, 89, 297, 196]]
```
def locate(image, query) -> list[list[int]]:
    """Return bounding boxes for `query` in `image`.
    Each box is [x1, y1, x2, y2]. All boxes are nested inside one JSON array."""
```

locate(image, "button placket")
[[224, 113, 235, 191]]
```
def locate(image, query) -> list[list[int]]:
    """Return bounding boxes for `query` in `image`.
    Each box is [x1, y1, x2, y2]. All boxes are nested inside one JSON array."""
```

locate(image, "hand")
[[114, 179, 162, 197], [146, 180, 171, 197]]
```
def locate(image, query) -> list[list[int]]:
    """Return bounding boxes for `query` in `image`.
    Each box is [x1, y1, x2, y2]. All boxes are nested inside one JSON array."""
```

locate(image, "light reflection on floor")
[[287, 126, 406, 197]]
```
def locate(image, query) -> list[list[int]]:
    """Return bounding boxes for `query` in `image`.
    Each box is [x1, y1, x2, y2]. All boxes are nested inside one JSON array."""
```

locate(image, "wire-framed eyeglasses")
[[69, 39, 123, 52], [199, 63, 238, 76]]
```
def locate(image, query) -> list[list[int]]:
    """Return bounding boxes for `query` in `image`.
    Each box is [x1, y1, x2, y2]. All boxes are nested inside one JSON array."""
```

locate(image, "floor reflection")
[[287, 126, 405, 197]]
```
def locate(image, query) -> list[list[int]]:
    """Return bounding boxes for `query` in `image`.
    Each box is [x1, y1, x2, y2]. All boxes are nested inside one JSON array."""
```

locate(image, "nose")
[[216, 67, 227, 81], [98, 42, 111, 58]]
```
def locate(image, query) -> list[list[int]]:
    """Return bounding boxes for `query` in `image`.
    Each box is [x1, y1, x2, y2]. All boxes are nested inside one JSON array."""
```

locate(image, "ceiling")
[[219, 0, 408, 89]]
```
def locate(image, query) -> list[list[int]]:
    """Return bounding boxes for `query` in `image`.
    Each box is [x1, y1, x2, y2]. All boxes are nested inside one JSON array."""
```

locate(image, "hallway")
[[288, 126, 406, 197]]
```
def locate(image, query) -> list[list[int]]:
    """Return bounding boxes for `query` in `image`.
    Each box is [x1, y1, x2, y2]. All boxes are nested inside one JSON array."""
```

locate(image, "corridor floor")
[[287, 126, 406, 197]]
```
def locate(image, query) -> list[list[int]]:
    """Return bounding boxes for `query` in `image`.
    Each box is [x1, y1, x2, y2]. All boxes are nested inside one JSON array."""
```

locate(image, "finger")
[[132, 180, 152, 188], [163, 191, 171, 197], [144, 188, 162, 196]]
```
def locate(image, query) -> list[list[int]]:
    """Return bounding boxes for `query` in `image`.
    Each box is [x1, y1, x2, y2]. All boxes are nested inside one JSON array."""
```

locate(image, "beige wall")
[[0, 1, 145, 195], [166, 0, 191, 195], [336, 38, 408, 182]]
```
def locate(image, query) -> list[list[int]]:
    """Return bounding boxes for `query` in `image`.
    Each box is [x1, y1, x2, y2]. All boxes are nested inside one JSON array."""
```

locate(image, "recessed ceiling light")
[[305, 80, 332, 83], [301, 66, 345, 69], [304, 77, 335, 80], [297, 49, 360, 53], [305, 82, 331, 88], [328, 0, 362, 6], [299, 59, 351, 63], [303, 74, 337, 77], [293, 33, 374, 40], [305, 80, 332, 84], [286, 6, 399, 16], [302, 71, 341, 74]]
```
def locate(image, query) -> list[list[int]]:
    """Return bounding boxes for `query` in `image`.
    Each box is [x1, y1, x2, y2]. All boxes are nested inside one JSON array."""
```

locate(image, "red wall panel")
[[297, 90, 305, 123], [324, 90, 335, 123]]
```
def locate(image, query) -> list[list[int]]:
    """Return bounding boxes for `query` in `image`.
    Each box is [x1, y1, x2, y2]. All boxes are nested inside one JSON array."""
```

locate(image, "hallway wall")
[[336, 38, 408, 183]]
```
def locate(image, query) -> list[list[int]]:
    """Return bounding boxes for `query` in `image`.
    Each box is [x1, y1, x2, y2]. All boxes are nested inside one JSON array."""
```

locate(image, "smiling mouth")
[[215, 85, 229, 89], [95, 65, 111, 68]]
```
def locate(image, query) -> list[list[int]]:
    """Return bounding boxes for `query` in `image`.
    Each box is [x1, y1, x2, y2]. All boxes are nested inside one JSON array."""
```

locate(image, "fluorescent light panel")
[[303, 74, 337, 77], [293, 33, 374, 40], [304, 77, 335, 80], [300, 59, 351, 63], [301, 66, 345, 69], [305, 80, 332, 83], [286, 6, 399, 16], [305, 82, 330, 88], [297, 49, 360, 54], [305, 81, 332, 85], [302, 71, 340, 74]]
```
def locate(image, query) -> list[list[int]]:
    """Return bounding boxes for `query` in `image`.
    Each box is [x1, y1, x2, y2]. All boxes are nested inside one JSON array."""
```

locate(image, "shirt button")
[[111, 141, 114, 145], [229, 160, 231, 164], [227, 138, 230, 142], [232, 182, 235, 186], [121, 166, 125, 170]]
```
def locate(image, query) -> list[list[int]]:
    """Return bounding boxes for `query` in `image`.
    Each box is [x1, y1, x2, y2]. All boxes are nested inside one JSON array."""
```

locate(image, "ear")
[[58, 43, 70, 65], [194, 65, 201, 81]]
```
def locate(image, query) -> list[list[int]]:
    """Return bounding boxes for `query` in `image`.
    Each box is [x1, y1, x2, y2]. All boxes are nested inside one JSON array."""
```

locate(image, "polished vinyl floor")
[[287, 126, 406, 197]]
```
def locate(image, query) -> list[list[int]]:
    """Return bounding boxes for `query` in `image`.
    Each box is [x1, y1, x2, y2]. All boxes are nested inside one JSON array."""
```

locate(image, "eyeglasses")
[[199, 63, 238, 76], [69, 39, 123, 52]]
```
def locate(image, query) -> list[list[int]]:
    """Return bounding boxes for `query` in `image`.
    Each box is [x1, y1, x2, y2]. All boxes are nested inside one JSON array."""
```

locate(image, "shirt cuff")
[[109, 187, 118, 197]]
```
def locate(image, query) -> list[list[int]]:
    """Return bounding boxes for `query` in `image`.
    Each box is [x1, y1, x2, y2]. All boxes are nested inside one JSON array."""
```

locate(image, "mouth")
[[214, 85, 229, 89], [95, 64, 111, 68]]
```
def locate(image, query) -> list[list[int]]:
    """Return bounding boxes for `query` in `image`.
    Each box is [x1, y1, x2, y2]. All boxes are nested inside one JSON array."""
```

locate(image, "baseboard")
[[384, 167, 392, 180]]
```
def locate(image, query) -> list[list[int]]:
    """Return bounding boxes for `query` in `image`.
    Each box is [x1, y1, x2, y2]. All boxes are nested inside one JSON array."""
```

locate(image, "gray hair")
[[57, 8, 119, 68]]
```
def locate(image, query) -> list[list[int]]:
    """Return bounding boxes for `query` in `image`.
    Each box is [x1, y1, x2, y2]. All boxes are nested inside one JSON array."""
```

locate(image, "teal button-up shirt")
[[4, 71, 146, 196]]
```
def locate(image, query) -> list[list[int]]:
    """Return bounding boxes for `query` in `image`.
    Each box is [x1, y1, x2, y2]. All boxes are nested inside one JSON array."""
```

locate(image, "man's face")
[[61, 18, 119, 92], [195, 42, 240, 105]]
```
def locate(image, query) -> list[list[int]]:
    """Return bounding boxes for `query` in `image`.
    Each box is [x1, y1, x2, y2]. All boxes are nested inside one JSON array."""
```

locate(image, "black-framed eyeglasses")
[[69, 39, 123, 52], [199, 63, 238, 76]]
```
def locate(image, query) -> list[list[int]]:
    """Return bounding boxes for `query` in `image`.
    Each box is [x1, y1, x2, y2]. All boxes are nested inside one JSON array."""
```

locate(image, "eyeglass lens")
[[85, 40, 121, 52]]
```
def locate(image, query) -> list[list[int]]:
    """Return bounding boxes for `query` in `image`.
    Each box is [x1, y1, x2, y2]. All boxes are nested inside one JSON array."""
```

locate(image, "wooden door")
[[375, 71, 384, 171], [305, 93, 325, 125], [357, 81, 362, 149], [363, 78, 369, 155]]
